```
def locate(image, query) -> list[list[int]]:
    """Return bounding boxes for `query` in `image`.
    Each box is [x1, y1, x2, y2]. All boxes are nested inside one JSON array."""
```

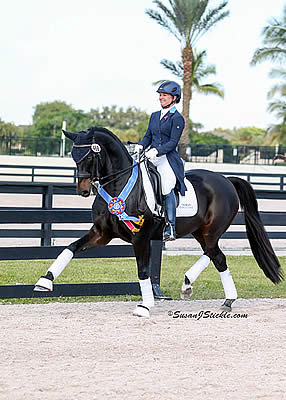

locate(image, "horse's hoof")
[[34, 277, 53, 292], [181, 282, 193, 300], [133, 305, 151, 318], [221, 299, 235, 311]]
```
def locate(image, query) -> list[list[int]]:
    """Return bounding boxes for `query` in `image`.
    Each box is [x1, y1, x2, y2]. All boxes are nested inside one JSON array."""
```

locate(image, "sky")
[[0, 0, 285, 131]]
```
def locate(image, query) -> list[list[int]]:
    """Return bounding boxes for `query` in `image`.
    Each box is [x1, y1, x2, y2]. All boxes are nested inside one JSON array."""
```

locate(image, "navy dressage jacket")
[[140, 108, 187, 196]]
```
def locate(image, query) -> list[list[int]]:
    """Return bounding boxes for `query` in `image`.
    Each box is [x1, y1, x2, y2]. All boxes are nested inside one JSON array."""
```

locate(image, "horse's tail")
[[228, 176, 283, 284]]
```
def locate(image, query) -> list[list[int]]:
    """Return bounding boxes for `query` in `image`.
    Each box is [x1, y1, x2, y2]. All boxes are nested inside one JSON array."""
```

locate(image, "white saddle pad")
[[176, 178, 198, 217], [140, 162, 198, 217]]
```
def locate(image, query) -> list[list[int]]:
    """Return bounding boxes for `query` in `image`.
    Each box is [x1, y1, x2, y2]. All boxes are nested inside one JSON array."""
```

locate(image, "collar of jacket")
[[160, 105, 176, 120]]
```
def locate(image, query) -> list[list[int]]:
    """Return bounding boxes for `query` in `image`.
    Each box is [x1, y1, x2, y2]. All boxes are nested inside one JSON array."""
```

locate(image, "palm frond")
[[145, 7, 181, 41], [193, 1, 230, 43], [267, 84, 286, 99], [146, 0, 229, 47], [156, 47, 224, 100], [195, 83, 225, 98], [152, 79, 167, 86], [251, 7, 286, 65], [251, 47, 286, 65], [268, 67, 286, 79], [265, 122, 286, 144], [267, 100, 286, 120], [160, 59, 183, 78]]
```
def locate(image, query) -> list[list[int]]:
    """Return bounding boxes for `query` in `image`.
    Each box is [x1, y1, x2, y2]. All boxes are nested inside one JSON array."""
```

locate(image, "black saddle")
[[147, 160, 164, 206]]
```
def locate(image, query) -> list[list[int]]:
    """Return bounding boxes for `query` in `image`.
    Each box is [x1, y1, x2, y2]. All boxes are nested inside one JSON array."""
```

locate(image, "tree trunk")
[[180, 45, 193, 160]]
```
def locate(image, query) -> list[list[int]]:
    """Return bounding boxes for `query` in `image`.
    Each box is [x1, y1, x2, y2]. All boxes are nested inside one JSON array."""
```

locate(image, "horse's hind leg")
[[34, 225, 111, 291], [205, 244, 238, 311], [181, 229, 237, 310]]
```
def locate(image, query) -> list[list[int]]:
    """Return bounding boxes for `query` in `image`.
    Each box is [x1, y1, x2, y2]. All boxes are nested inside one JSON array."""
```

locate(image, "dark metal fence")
[[2, 134, 286, 164], [183, 143, 286, 165], [0, 135, 73, 157]]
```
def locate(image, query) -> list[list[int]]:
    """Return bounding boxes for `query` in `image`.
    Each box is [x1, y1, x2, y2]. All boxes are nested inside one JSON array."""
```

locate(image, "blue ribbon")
[[97, 160, 140, 221]]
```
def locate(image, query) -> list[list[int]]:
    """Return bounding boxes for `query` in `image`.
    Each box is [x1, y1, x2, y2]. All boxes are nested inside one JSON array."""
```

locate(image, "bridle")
[[73, 143, 145, 191]]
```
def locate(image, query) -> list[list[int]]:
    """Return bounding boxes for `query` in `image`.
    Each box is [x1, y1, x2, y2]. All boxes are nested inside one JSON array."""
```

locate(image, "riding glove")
[[135, 144, 143, 153], [145, 148, 158, 160]]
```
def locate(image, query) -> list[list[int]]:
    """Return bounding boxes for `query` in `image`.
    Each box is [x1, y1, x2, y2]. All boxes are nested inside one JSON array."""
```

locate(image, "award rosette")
[[108, 197, 125, 216]]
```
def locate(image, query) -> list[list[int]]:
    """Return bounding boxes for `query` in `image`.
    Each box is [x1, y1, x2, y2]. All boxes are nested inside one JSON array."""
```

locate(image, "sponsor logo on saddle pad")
[[140, 162, 198, 217]]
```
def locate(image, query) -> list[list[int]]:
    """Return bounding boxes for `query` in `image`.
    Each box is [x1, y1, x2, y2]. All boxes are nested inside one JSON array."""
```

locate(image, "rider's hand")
[[134, 144, 143, 153], [145, 148, 158, 160]]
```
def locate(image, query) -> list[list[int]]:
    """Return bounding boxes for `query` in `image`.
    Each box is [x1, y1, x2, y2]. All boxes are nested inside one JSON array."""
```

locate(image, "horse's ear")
[[62, 130, 78, 141]]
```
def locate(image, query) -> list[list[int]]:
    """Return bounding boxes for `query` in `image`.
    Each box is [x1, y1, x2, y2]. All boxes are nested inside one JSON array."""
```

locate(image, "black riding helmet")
[[156, 81, 181, 104]]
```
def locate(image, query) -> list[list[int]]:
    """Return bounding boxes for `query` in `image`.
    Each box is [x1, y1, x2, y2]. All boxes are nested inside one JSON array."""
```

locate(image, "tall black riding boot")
[[163, 189, 176, 241]]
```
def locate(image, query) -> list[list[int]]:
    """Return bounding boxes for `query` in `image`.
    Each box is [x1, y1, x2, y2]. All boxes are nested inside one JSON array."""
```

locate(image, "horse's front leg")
[[34, 224, 111, 291], [132, 238, 154, 318]]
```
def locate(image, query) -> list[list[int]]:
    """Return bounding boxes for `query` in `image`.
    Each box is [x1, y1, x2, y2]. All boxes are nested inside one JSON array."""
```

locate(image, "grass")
[[0, 255, 285, 304]]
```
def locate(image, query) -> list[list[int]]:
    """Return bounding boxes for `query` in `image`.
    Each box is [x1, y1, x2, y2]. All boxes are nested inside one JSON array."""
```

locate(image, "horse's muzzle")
[[77, 179, 91, 197], [79, 189, 90, 197]]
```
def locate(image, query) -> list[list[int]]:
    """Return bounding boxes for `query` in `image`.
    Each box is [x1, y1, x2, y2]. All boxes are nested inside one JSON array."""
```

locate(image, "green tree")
[[0, 119, 18, 155], [88, 106, 149, 141], [0, 118, 17, 136], [31, 101, 90, 138], [191, 131, 229, 144], [146, 0, 229, 158], [23, 101, 91, 155], [230, 127, 266, 145]]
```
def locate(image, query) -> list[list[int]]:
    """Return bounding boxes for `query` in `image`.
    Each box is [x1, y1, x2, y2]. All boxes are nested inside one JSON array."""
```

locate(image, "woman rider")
[[135, 81, 187, 241]]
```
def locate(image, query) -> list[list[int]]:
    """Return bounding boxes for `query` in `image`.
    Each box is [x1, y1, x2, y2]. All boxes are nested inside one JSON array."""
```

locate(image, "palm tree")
[[146, 0, 229, 158], [251, 7, 286, 145], [251, 6, 286, 65], [158, 49, 224, 98], [265, 69, 286, 144], [266, 95, 286, 144], [266, 120, 286, 144], [267, 68, 286, 100]]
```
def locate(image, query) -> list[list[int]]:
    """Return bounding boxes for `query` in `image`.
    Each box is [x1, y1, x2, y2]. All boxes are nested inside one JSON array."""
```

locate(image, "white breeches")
[[152, 155, 176, 195]]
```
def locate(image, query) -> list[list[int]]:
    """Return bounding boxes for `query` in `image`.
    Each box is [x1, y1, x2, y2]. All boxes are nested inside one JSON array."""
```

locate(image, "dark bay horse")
[[34, 127, 283, 317]]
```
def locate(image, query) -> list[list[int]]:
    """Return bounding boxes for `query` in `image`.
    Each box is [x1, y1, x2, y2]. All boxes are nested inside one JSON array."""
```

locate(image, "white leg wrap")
[[219, 269, 237, 299], [48, 249, 73, 279], [185, 255, 210, 283], [139, 278, 154, 309]]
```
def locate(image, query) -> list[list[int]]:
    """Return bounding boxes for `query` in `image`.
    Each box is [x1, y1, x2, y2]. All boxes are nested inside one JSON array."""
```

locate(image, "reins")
[[96, 153, 146, 190]]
